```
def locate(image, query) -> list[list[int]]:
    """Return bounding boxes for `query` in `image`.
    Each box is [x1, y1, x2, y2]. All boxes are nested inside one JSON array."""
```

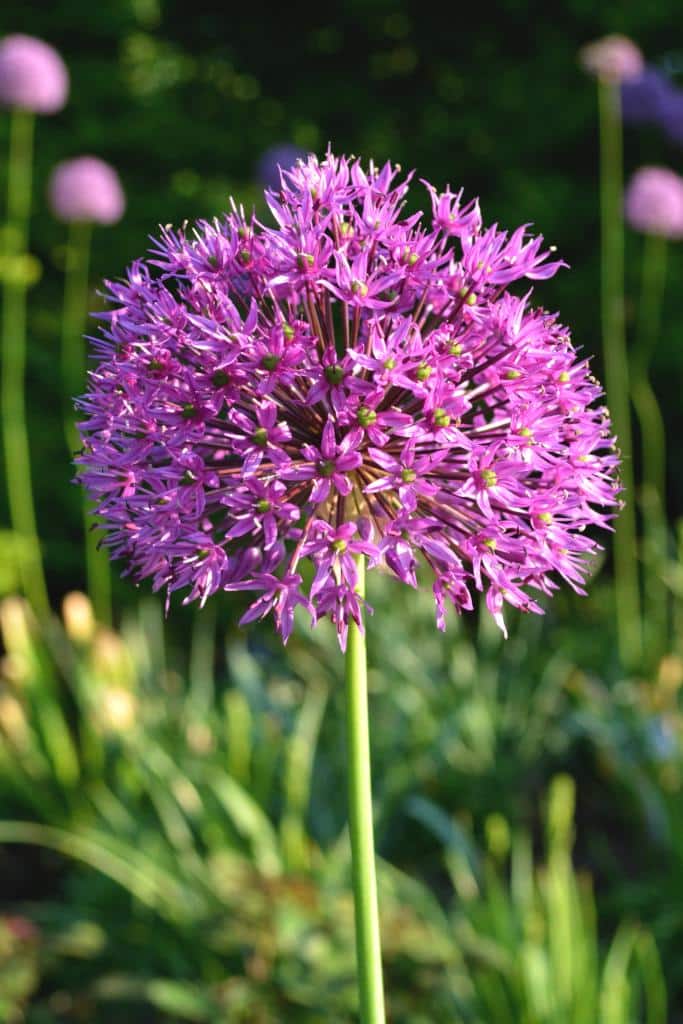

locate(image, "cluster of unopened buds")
[[77, 152, 619, 647]]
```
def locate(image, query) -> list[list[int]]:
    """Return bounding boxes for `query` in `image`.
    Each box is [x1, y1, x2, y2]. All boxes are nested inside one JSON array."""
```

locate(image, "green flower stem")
[[632, 233, 667, 505], [631, 233, 668, 659], [1, 108, 49, 617], [345, 554, 386, 1024], [598, 79, 641, 669], [61, 220, 92, 448], [61, 219, 111, 624]]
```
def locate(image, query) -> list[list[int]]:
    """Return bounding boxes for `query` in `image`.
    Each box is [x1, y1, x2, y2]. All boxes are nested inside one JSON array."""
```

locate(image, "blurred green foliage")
[[0, 584, 678, 1021]]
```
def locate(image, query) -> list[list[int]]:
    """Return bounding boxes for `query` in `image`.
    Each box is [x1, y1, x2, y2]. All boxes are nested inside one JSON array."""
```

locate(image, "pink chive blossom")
[[48, 156, 126, 225], [625, 166, 683, 238], [0, 34, 69, 114], [579, 35, 644, 83], [76, 152, 620, 648]]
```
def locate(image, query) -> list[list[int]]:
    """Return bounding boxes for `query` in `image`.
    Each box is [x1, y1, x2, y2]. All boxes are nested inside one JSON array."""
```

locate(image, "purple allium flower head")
[[625, 166, 683, 238], [621, 66, 675, 125], [256, 143, 307, 191], [0, 34, 68, 114], [76, 152, 620, 648], [48, 156, 126, 225], [580, 35, 644, 83]]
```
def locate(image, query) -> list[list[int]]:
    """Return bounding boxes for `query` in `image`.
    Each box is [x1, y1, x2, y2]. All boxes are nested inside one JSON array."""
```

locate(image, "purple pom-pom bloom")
[[625, 166, 683, 238], [76, 152, 620, 648], [0, 34, 68, 114], [580, 35, 644, 83], [256, 143, 307, 191], [48, 157, 125, 225], [621, 66, 674, 125]]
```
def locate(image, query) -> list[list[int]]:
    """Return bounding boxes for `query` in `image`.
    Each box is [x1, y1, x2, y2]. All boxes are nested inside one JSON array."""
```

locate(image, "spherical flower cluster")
[[48, 156, 126, 225], [580, 34, 644, 83], [77, 153, 619, 647], [625, 166, 683, 238], [0, 34, 69, 114]]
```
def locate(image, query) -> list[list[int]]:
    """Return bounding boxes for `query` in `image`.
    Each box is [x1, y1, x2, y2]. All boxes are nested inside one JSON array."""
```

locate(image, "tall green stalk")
[[631, 233, 668, 660], [598, 79, 641, 669], [61, 219, 111, 624], [1, 109, 49, 617], [345, 555, 385, 1024]]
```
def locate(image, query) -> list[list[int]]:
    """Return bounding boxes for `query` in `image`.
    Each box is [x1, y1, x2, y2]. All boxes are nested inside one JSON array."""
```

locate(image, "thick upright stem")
[[61, 220, 111, 624], [631, 233, 668, 660], [345, 555, 385, 1024], [1, 109, 49, 617], [598, 79, 641, 669]]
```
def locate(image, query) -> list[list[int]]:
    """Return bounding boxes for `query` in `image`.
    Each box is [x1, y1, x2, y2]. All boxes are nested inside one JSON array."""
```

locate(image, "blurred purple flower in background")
[[621, 66, 674, 125], [0, 34, 68, 114], [48, 157, 125, 225], [580, 34, 644, 83], [625, 166, 683, 237], [256, 143, 306, 190], [620, 63, 683, 146], [659, 87, 683, 146]]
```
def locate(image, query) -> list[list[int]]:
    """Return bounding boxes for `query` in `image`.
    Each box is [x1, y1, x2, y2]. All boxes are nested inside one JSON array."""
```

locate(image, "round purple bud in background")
[[579, 34, 644, 83], [625, 166, 683, 238], [256, 143, 307, 191], [0, 34, 69, 114], [48, 157, 126, 225], [621, 66, 675, 125]]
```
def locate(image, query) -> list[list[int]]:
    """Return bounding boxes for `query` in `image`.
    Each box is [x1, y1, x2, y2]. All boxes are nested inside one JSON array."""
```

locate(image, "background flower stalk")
[[1, 108, 49, 617], [597, 78, 642, 669], [623, 164, 683, 661], [0, 34, 69, 618], [632, 232, 669, 663], [50, 156, 126, 625], [60, 218, 112, 624]]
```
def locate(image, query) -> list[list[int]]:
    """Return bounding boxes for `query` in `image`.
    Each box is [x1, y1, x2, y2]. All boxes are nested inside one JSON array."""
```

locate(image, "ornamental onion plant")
[[75, 151, 619, 1023]]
